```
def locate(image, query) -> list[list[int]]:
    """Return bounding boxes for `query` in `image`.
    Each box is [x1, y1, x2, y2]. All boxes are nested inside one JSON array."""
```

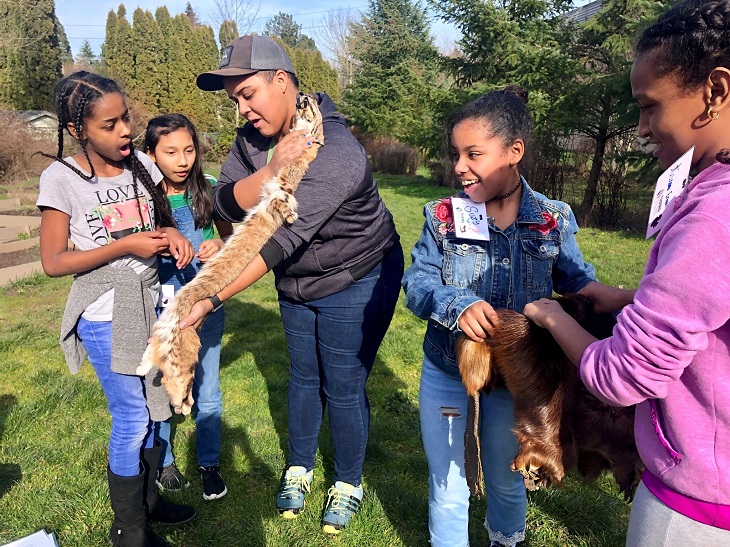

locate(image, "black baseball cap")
[[196, 35, 296, 91]]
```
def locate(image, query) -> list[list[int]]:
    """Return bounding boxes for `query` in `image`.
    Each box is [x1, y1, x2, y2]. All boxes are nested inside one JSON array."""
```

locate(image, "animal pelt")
[[458, 294, 643, 501], [136, 94, 324, 415]]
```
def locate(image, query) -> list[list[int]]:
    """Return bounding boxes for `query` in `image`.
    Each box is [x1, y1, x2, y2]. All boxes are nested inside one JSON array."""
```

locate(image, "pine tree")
[[344, 0, 440, 148], [76, 40, 98, 71], [265, 12, 317, 51]]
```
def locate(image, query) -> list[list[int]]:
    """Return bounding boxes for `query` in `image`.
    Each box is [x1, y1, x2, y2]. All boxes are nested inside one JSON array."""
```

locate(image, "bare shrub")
[[0, 111, 56, 192], [366, 138, 420, 175]]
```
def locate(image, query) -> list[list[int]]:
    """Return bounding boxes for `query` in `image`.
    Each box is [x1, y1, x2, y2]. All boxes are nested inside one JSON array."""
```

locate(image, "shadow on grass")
[[215, 297, 431, 546], [0, 394, 22, 499], [174, 421, 276, 547]]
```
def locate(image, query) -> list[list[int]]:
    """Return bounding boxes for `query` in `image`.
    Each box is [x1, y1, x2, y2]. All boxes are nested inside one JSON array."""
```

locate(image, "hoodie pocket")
[[649, 399, 683, 471]]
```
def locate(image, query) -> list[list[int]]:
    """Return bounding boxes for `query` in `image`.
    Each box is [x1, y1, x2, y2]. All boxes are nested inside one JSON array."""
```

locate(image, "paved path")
[[0, 214, 44, 286]]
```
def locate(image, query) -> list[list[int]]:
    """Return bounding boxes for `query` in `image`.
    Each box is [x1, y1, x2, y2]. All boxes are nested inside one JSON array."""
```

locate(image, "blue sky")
[[54, 0, 462, 58], [55, 0, 592, 61]]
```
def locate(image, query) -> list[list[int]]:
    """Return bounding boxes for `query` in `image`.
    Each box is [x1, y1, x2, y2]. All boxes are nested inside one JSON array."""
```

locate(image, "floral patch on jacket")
[[430, 198, 454, 236], [528, 211, 558, 234]]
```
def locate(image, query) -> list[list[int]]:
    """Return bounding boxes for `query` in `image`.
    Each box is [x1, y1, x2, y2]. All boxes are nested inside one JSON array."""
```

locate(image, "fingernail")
[[179, 321, 187, 329], [306, 141, 311, 146]]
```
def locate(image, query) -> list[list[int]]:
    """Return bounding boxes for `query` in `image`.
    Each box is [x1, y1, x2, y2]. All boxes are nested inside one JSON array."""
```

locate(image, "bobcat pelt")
[[458, 294, 643, 501], [137, 94, 324, 415]]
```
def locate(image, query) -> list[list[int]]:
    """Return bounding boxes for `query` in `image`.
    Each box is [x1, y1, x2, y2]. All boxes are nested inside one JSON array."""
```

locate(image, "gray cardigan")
[[59, 264, 171, 422]]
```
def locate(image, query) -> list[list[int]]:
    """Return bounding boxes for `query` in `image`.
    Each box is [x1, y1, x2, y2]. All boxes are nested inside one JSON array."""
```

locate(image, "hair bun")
[[502, 85, 529, 104]]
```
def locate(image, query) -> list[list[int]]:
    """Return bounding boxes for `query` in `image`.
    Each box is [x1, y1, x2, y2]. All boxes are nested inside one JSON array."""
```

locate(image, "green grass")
[[0, 174, 653, 546]]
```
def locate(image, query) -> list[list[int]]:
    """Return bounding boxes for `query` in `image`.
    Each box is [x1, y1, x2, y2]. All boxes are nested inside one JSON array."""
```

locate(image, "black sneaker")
[[156, 463, 190, 492], [199, 466, 227, 501]]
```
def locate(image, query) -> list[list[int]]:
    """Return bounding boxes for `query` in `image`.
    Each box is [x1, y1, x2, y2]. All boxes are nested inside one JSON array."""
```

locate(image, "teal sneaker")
[[276, 466, 313, 519], [321, 481, 363, 534]]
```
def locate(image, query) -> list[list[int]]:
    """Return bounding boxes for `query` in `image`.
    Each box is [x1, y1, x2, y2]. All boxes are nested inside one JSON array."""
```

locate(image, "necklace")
[[489, 179, 522, 202]]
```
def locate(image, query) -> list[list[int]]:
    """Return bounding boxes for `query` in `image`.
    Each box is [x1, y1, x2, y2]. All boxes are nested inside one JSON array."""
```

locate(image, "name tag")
[[158, 284, 175, 308], [646, 146, 693, 239], [452, 197, 490, 241]]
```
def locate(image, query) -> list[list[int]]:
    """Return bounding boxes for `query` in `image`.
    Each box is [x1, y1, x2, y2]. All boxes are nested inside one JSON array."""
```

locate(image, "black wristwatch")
[[207, 294, 224, 312]]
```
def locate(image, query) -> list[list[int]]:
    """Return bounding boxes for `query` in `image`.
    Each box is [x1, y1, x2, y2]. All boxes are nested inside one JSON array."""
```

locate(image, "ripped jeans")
[[419, 357, 526, 547]]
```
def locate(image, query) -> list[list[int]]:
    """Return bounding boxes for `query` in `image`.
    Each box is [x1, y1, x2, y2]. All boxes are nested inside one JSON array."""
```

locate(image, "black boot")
[[107, 467, 171, 547], [142, 443, 196, 525]]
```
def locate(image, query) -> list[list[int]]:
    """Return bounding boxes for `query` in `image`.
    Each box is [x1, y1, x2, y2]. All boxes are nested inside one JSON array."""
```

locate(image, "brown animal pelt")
[[457, 294, 643, 501], [136, 94, 324, 415]]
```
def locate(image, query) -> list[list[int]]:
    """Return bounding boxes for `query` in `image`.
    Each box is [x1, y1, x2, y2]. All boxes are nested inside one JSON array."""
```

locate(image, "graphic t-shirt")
[[37, 151, 164, 319]]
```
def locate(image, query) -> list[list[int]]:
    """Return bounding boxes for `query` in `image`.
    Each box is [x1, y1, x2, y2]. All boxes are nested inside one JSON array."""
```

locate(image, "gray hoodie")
[[213, 92, 399, 302]]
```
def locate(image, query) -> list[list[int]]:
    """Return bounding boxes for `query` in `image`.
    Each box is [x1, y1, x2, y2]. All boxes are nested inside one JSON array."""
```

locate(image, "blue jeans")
[[278, 246, 404, 486], [77, 318, 153, 476], [155, 271, 225, 469], [419, 357, 526, 547]]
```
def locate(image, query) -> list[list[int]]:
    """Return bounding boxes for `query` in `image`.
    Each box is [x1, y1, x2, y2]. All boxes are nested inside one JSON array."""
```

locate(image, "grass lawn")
[[0, 173, 653, 546]]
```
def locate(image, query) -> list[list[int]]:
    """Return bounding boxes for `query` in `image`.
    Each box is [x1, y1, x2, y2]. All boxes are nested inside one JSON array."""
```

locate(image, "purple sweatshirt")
[[580, 162, 730, 526]]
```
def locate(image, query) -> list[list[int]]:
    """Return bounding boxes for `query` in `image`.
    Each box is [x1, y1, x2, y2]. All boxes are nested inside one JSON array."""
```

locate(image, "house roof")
[[16, 110, 57, 123], [563, 0, 604, 24]]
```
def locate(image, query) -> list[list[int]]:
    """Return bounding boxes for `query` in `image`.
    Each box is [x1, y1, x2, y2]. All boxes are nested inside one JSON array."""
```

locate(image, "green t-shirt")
[[165, 174, 217, 240]]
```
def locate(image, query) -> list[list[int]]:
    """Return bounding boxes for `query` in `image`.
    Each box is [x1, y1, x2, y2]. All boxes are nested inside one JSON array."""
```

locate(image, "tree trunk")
[[581, 127, 608, 226]]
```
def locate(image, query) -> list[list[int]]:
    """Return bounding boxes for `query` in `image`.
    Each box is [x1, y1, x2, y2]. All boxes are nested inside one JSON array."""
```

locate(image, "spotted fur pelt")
[[137, 94, 324, 415], [458, 294, 643, 501]]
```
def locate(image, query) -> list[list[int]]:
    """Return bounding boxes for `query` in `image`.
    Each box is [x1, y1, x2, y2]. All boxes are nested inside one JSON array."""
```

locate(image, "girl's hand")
[[179, 298, 214, 330], [578, 281, 636, 314], [268, 129, 312, 174], [458, 301, 500, 343], [523, 298, 568, 329], [196, 238, 225, 263], [123, 231, 170, 258], [162, 227, 194, 268]]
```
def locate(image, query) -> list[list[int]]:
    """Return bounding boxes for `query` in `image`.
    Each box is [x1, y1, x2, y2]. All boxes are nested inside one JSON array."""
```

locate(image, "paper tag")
[[158, 284, 175, 308], [646, 147, 694, 239], [452, 197, 490, 241]]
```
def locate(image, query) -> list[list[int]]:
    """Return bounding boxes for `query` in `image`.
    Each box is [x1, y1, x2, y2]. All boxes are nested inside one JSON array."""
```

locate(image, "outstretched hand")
[[179, 298, 214, 330], [458, 300, 500, 343]]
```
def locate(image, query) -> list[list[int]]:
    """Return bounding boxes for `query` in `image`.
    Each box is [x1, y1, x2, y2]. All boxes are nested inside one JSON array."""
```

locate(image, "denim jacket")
[[402, 178, 596, 378]]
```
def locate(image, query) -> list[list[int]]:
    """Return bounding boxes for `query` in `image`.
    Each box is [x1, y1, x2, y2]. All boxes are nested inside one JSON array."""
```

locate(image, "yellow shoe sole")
[[280, 509, 302, 520], [322, 524, 342, 535]]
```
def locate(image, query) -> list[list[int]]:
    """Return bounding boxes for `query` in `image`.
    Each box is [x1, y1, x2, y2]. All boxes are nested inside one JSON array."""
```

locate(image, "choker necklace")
[[489, 179, 522, 202]]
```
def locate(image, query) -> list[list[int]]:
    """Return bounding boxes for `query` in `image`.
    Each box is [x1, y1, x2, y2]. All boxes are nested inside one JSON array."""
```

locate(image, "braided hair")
[[143, 114, 213, 230], [636, 0, 730, 164], [446, 85, 533, 152], [39, 71, 174, 228]]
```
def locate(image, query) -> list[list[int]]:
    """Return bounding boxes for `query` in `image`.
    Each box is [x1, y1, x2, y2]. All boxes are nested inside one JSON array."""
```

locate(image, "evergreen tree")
[[100, 9, 118, 76], [110, 5, 135, 90], [276, 39, 340, 102], [131, 8, 164, 110], [219, 19, 238, 50], [185, 2, 199, 29], [56, 15, 73, 66], [343, 0, 440, 149], [558, 0, 670, 223], [76, 40, 98, 71], [0, 0, 63, 110], [265, 12, 317, 51]]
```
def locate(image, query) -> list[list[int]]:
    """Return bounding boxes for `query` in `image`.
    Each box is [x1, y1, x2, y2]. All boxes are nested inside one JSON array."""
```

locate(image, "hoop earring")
[[707, 106, 720, 121]]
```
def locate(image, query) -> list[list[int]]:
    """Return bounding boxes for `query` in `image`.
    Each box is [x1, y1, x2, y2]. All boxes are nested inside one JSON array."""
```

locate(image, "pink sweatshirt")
[[580, 162, 730, 527]]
